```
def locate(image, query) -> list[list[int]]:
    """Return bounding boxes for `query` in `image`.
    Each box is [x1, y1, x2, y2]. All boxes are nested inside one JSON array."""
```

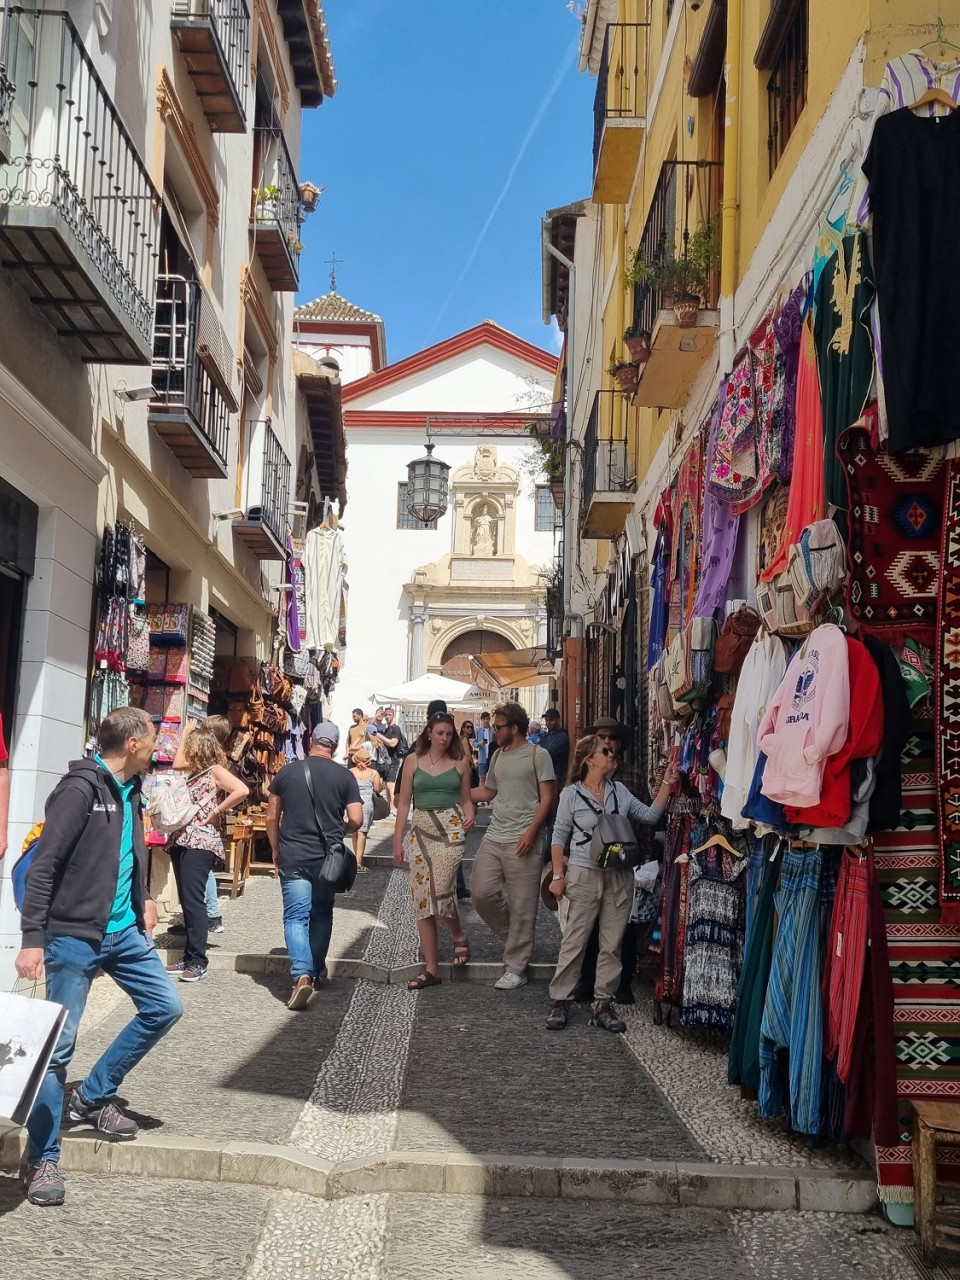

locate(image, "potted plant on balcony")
[[254, 184, 281, 223], [623, 324, 651, 365], [608, 360, 640, 394], [622, 212, 721, 329], [285, 228, 305, 254], [524, 427, 566, 508], [299, 181, 325, 214]]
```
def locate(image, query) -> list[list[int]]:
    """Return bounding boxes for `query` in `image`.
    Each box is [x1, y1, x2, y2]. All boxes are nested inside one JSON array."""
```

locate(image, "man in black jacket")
[[16, 707, 183, 1207]]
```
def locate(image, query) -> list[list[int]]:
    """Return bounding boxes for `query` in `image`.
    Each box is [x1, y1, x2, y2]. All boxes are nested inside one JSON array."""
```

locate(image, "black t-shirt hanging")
[[863, 106, 960, 454]]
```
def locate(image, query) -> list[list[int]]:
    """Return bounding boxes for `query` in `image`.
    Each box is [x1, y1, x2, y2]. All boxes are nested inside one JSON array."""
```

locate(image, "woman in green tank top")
[[393, 713, 476, 989]]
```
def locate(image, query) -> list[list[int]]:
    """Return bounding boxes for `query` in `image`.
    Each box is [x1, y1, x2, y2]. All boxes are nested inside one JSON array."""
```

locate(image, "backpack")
[[146, 772, 199, 834], [12, 823, 44, 912], [713, 605, 761, 676]]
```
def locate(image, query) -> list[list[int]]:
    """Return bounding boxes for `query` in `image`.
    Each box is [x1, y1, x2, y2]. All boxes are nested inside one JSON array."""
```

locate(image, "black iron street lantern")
[[406, 441, 450, 523]]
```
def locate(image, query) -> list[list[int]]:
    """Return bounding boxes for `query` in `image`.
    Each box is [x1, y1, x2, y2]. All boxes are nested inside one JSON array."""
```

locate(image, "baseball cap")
[[311, 721, 340, 747]]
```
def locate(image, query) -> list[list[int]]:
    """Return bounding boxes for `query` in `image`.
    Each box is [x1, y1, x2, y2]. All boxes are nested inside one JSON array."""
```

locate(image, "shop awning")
[[470, 647, 557, 690]]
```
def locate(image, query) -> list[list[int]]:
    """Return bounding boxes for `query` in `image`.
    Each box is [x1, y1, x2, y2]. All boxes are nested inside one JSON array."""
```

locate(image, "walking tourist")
[[171, 714, 234, 937], [16, 707, 184, 1207], [345, 707, 370, 766], [0, 707, 9, 860], [372, 707, 407, 814], [166, 729, 248, 982], [349, 743, 384, 872], [544, 735, 677, 1032], [539, 708, 570, 784], [474, 711, 493, 783], [266, 722, 362, 1010], [470, 702, 556, 989], [393, 712, 475, 989], [459, 719, 479, 786]]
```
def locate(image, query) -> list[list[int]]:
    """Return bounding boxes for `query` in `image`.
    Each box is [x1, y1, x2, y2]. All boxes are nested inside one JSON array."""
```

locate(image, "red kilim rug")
[[874, 710, 960, 1202], [937, 459, 960, 921], [838, 419, 946, 645]]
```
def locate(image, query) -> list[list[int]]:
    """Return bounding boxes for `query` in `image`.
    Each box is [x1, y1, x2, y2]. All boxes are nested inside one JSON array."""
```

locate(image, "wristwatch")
[[551, 874, 565, 882]]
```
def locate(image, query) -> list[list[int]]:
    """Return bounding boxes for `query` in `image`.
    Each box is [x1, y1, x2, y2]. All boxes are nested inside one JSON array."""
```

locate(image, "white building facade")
[[318, 318, 560, 738]]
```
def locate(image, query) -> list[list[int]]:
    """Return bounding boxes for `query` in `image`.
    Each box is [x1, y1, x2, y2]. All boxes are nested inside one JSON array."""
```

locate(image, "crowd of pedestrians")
[[11, 694, 665, 1208]]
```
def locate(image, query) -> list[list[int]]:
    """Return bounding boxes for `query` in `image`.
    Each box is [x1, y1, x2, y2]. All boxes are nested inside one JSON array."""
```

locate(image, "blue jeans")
[[279, 864, 336, 981], [27, 925, 183, 1163], [204, 871, 219, 920]]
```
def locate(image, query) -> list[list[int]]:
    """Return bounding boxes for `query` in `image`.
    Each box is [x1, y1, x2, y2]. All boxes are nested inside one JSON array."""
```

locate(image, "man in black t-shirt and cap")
[[267, 722, 362, 1010]]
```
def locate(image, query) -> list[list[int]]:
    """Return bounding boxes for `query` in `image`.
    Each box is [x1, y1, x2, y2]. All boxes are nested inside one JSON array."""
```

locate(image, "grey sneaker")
[[209, 917, 225, 934], [179, 965, 208, 983], [25, 1159, 65, 1206], [546, 1001, 569, 1031], [165, 958, 187, 974], [588, 1001, 626, 1033], [67, 1089, 139, 1140]]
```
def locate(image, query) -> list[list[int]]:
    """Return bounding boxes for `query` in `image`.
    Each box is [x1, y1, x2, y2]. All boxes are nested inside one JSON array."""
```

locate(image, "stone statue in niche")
[[471, 507, 496, 556], [474, 446, 497, 481]]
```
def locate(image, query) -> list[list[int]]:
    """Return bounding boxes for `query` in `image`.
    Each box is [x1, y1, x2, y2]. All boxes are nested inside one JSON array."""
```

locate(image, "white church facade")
[[294, 296, 559, 736]]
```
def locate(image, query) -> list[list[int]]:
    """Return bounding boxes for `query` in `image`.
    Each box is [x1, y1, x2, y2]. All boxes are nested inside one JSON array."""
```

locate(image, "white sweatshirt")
[[719, 633, 788, 829]]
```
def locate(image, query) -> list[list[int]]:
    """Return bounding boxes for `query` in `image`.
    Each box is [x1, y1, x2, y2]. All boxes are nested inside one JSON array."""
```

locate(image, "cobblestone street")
[[0, 821, 941, 1279]]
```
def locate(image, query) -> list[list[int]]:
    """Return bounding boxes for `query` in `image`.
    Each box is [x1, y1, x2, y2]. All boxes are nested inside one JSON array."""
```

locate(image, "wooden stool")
[[222, 817, 254, 899], [912, 1100, 960, 1263]]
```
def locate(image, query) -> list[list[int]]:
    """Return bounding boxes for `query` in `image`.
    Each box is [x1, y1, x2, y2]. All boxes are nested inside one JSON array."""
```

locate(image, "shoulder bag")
[[573, 784, 643, 869], [301, 760, 357, 893]]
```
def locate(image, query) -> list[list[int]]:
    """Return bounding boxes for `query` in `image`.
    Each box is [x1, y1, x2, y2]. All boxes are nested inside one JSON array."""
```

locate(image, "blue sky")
[[298, 1, 596, 363]]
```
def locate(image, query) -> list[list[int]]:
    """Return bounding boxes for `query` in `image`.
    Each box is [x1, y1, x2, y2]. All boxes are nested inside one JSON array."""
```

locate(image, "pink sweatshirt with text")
[[756, 624, 850, 809]]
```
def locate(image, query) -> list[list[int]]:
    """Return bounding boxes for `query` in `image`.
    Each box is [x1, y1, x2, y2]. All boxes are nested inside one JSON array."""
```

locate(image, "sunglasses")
[[599, 746, 614, 757], [493, 723, 508, 731]]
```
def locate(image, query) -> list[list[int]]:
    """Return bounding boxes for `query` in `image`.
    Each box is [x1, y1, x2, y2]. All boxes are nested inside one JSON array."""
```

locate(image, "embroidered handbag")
[[773, 566, 822, 637], [683, 617, 716, 704], [755, 579, 779, 633], [789, 518, 848, 607], [653, 654, 679, 722], [713, 605, 762, 675], [146, 773, 199, 835], [666, 629, 694, 706]]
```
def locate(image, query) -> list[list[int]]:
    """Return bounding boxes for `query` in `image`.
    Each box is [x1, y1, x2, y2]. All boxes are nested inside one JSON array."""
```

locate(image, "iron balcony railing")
[[593, 23, 648, 173], [0, 8, 160, 348], [252, 122, 301, 276], [0, 60, 12, 158], [151, 274, 230, 470], [171, 0, 250, 129], [630, 158, 722, 337], [247, 419, 291, 548], [581, 391, 635, 507]]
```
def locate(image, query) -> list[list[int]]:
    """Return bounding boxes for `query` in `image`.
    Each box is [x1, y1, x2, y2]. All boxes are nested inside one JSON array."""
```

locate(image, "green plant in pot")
[[623, 212, 720, 328], [608, 360, 639, 393], [523, 425, 567, 491], [253, 184, 282, 222], [623, 324, 651, 365]]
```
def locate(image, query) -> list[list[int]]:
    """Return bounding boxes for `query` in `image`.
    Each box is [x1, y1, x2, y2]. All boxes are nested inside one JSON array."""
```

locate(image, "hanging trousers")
[[728, 844, 781, 1090], [822, 850, 869, 1083], [758, 846, 824, 1134]]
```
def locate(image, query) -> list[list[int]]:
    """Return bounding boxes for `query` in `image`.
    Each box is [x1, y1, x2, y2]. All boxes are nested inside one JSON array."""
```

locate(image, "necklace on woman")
[[427, 751, 444, 767]]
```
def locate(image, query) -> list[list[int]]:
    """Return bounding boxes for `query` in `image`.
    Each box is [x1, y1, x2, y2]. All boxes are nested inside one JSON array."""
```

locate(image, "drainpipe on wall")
[[719, 0, 743, 373]]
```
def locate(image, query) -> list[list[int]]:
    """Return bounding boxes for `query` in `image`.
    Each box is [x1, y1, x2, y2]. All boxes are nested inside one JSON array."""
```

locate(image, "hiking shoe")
[[494, 971, 527, 990], [67, 1090, 139, 1140], [589, 1001, 626, 1033], [313, 967, 328, 991], [179, 965, 208, 983], [546, 1001, 569, 1031], [209, 917, 225, 934], [165, 958, 187, 973], [25, 1160, 65, 1206], [287, 975, 314, 1010]]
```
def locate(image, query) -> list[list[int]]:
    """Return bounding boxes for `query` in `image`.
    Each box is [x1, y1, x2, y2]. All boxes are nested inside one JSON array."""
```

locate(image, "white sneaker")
[[494, 971, 527, 990]]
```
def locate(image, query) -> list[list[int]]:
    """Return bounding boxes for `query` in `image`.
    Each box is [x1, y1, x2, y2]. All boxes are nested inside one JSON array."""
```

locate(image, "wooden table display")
[[220, 815, 254, 898]]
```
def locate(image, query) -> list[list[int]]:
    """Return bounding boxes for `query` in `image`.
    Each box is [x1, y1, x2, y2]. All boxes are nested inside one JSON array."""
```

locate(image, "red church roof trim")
[[341, 321, 557, 403], [343, 411, 546, 432]]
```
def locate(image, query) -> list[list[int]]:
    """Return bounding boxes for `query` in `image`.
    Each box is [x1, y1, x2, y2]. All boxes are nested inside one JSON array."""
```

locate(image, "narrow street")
[[0, 817, 927, 1279]]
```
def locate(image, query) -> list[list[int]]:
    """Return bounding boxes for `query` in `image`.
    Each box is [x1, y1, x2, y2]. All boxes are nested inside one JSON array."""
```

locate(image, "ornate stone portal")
[[403, 446, 548, 678]]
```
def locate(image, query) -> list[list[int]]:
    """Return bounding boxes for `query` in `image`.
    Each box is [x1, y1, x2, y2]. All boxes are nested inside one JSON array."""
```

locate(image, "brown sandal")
[[452, 941, 470, 967], [407, 971, 442, 990]]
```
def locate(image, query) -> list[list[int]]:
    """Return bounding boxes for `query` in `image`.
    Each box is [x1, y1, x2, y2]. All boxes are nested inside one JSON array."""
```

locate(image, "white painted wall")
[[347, 349, 553, 416], [294, 334, 374, 386], [329, 428, 557, 740]]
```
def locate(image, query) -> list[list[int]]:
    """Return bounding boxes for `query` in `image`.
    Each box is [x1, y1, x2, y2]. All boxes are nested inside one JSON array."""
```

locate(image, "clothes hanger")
[[909, 84, 958, 110], [688, 831, 743, 858], [917, 16, 960, 58]]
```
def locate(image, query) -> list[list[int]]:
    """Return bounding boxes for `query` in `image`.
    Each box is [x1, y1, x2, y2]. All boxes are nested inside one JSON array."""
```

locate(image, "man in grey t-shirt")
[[471, 702, 556, 989]]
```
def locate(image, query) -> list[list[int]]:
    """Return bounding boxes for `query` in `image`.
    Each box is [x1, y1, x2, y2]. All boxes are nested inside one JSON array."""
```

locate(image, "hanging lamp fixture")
[[406, 441, 450, 523]]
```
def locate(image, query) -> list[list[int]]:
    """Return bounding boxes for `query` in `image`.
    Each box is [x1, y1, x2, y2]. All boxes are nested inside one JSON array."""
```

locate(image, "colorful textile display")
[[694, 394, 741, 621], [936, 460, 960, 922], [873, 712, 960, 1203], [680, 846, 747, 1029], [838, 414, 945, 643], [667, 436, 704, 643]]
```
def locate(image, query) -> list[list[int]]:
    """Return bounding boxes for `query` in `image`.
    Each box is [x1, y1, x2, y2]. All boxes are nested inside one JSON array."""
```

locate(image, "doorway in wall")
[[0, 475, 37, 740]]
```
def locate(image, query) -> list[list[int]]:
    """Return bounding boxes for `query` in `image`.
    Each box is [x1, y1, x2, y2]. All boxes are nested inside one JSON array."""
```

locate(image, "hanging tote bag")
[[713, 606, 762, 675], [301, 760, 357, 893]]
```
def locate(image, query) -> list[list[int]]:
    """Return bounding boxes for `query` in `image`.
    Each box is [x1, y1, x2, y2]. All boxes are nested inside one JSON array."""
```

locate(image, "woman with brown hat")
[[349, 743, 384, 873]]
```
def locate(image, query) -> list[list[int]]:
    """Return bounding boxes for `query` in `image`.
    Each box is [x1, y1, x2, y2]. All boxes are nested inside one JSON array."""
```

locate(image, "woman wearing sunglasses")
[[545, 735, 677, 1032], [393, 713, 476, 989]]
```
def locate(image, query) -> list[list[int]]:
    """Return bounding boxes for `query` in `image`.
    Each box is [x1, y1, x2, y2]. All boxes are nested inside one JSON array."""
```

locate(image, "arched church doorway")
[[440, 629, 514, 683]]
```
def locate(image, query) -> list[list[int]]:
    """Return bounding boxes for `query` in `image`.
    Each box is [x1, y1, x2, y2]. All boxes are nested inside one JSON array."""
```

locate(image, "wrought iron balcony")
[[251, 125, 300, 291], [0, 8, 160, 363], [149, 275, 232, 478], [592, 23, 648, 204], [581, 391, 635, 540], [0, 61, 12, 163], [234, 420, 291, 559], [171, 0, 250, 133]]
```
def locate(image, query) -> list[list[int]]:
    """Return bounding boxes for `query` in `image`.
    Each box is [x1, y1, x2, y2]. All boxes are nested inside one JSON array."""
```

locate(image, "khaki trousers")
[[549, 864, 634, 1002], [471, 835, 544, 974]]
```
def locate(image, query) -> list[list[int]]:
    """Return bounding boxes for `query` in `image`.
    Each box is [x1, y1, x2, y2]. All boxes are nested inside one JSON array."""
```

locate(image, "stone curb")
[[155, 950, 557, 984], [0, 1130, 877, 1213]]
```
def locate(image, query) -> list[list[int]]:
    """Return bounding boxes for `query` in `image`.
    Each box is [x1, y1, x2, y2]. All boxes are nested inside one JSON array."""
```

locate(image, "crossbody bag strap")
[[301, 759, 328, 855]]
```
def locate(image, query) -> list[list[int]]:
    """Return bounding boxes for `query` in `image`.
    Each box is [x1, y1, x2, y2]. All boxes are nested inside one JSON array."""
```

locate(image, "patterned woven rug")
[[873, 710, 960, 1202], [937, 459, 960, 921], [837, 420, 946, 644]]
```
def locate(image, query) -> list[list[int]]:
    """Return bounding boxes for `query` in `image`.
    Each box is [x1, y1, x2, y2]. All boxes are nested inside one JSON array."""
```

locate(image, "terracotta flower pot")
[[673, 296, 701, 329], [613, 365, 639, 393], [624, 335, 651, 364]]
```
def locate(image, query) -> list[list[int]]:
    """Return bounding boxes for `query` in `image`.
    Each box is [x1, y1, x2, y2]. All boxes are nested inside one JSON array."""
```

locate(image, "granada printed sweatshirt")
[[756, 623, 850, 808]]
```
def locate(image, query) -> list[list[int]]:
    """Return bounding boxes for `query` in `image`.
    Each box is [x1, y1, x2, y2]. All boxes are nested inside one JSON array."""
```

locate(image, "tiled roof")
[[295, 293, 382, 323]]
